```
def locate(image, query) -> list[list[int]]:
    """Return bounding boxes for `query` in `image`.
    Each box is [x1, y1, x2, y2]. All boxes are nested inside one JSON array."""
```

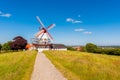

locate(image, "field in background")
[[0, 50, 37, 80], [43, 50, 120, 80]]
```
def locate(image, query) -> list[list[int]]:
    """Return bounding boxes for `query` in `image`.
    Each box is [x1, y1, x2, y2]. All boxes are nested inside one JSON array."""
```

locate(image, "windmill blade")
[[47, 24, 55, 30], [35, 30, 43, 36], [35, 30, 44, 37], [46, 32, 53, 40], [36, 16, 45, 28]]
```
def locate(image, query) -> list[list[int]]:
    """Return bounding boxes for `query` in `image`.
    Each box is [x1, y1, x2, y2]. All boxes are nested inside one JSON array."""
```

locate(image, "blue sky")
[[0, 0, 120, 45]]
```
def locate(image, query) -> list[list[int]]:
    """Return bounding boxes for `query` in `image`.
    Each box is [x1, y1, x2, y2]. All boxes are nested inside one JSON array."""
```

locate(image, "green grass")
[[43, 50, 120, 80], [0, 50, 37, 80]]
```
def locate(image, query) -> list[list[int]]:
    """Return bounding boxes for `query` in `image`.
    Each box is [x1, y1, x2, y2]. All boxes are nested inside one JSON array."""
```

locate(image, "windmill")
[[34, 16, 55, 45], [29, 16, 67, 51]]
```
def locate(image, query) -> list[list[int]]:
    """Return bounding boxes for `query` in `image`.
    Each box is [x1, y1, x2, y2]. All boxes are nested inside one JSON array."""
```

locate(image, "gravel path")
[[31, 52, 67, 80]]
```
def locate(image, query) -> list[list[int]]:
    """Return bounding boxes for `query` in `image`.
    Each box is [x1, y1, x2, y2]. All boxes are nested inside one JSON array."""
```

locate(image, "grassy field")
[[43, 50, 120, 80], [0, 50, 37, 80]]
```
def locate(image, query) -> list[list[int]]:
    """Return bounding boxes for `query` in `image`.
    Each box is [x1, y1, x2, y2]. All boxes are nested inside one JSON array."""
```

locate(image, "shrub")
[[67, 46, 76, 51], [85, 43, 120, 56], [0, 44, 2, 53], [113, 49, 120, 55], [94, 48, 103, 54], [0, 44, 2, 50], [94, 48, 120, 55]]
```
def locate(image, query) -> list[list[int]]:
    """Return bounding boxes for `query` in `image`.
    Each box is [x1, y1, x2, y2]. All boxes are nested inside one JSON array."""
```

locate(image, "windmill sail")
[[36, 16, 45, 28], [35, 16, 55, 44]]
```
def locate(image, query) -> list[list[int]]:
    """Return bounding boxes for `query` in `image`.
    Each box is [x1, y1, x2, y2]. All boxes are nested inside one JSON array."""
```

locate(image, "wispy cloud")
[[75, 28, 92, 34], [66, 18, 82, 23], [66, 18, 73, 22], [83, 31, 92, 34], [0, 11, 11, 18], [73, 20, 82, 23], [74, 28, 85, 32]]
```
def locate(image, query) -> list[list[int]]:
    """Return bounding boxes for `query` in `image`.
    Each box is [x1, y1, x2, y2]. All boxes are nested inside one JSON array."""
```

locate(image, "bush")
[[0, 44, 2, 53], [103, 49, 115, 55], [85, 43, 120, 56], [94, 48, 103, 54], [67, 46, 76, 51], [112, 49, 120, 55], [94, 48, 120, 55], [0, 44, 2, 50]]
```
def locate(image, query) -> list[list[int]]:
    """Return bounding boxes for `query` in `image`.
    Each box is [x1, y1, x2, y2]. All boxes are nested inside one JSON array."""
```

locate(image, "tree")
[[0, 44, 2, 52], [0, 44, 2, 50], [10, 36, 27, 50], [85, 43, 97, 53], [2, 41, 11, 51]]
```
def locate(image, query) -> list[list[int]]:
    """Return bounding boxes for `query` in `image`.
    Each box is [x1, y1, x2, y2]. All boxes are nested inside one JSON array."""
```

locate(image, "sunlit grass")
[[0, 50, 37, 80], [43, 50, 120, 80]]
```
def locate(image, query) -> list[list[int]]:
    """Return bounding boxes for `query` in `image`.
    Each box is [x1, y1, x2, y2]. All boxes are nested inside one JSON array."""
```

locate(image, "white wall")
[[38, 48, 67, 52]]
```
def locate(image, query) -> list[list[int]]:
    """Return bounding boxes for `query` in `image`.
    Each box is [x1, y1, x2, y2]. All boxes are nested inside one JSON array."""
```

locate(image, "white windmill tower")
[[34, 16, 55, 45]]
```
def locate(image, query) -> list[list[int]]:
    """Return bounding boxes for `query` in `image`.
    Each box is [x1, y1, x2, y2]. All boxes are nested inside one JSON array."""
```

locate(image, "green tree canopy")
[[85, 43, 97, 53], [0, 44, 2, 50], [2, 41, 11, 51], [0, 44, 2, 53]]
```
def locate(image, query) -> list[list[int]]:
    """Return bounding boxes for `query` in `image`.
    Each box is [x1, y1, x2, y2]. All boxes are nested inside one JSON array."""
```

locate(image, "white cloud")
[[75, 29, 92, 35], [66, 18, 82, 23], [74, 28, 85, 32], [73, 20, 82, 23], [0, 11, 11, 18], [0, 13, 11, 18], [66, 18, 74, 22], [83, 31, 92, 34]]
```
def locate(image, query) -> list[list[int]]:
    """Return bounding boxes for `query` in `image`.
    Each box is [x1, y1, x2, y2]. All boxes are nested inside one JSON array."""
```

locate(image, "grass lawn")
[[43, 50, 120, 80], [0, 50, 37, 80]]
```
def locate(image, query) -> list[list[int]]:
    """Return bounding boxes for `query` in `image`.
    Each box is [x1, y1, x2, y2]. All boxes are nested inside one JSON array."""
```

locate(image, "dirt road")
[[31, 52, 67, 80]]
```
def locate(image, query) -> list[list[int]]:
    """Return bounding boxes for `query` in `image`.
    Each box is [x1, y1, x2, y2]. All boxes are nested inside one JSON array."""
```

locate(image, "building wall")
[[38, 48, 67, 52]]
